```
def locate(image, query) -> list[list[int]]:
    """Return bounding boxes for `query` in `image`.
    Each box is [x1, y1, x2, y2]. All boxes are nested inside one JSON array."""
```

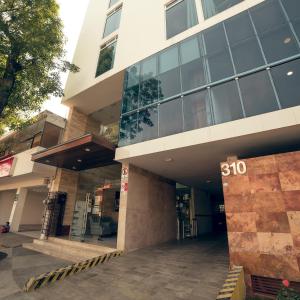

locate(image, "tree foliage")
[[0, 0, 79, 134]]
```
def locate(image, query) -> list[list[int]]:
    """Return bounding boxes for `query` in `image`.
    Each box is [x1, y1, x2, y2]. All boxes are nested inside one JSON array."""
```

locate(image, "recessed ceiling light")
[[85, 148, 91, 152], [206, 180, 211, 184], [72, 166, 77, 170], [45, 160, 50, 163], [287, 71, 294, 76], [77, 159, 82, 163], [284, 37, 292, 44], [164, 157, 173, 163]]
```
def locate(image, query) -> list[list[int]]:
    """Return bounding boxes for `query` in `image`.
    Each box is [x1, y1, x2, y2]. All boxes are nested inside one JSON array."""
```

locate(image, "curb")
[[23, 250, 123, 292], [216, 266, 245, 300]]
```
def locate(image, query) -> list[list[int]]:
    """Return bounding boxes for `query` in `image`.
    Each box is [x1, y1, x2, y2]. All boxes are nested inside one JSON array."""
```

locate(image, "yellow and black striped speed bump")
[[24, 250, 123, 292], [216, 266, 244, 300]]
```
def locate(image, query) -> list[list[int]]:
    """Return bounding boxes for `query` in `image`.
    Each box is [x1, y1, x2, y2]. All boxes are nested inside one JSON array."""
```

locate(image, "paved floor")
[[0, 233, 229, 300]]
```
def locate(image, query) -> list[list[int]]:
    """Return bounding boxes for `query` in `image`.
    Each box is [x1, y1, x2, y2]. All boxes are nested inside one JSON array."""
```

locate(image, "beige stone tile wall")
[[222, 150, 300, 289], [117, 164, 177, 252]]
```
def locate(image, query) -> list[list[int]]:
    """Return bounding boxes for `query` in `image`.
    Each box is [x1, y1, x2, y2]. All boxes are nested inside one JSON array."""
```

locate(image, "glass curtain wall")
[[119, 0, 300, 147]]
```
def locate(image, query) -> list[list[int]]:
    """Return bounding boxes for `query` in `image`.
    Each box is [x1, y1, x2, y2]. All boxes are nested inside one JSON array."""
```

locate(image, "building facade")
[[30, 0, 300, 296], [0, 111, 65, 232]]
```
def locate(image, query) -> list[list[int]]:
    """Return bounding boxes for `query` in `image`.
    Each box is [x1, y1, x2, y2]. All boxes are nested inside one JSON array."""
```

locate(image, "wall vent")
[[252, 275, 300, 297]]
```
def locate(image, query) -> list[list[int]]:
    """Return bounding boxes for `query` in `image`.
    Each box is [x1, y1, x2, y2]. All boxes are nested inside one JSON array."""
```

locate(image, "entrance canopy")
[[32, 134, 116, 171]]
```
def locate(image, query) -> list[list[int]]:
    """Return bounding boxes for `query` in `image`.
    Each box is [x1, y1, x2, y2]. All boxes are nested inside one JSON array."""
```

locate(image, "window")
[[203, 24, 234, 82], [225, 12, 265, 73], [271, 59, 300, 109], [159, 98, 183, 137], [211, 80, 244, 124], [183, 90, 212, 131], [103, 6, 122, 38], [158, 45, 181, 99], [250, 0, 299, 63], [281, 0, 300, 41], [137, 106, 159, 142], [140, 56, 159, 107], [180, 36, 207, 91], [119, 113, 138, 146], [239, 71, 279, 117], [166, 0, 198, 39], [201, 0, 244, 19], [109, 0, 119, 8], [40, 122, 62, 148], [122, 64, 140, 113], [95, 39, 117, 77]]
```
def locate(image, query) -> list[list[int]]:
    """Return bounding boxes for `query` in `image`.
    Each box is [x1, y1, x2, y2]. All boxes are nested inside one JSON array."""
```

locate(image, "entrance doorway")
[[70, 164, 121, 248]]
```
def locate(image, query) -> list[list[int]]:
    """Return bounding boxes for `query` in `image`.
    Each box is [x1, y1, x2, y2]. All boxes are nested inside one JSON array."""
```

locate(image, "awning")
[[32, 134, 116, 171]]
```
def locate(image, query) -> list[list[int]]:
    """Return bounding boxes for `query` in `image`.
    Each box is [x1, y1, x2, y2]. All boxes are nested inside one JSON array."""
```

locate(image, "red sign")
[[0, 156, 14, 177]]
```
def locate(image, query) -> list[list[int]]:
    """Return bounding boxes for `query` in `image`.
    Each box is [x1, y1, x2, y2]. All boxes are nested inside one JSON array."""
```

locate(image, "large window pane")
[[239, 71, 279, 117], [183, 90, 212, 131], [103, 7, 122, 38], [225, 12, 264, 73], [119, 113, 138, 146], [258, 25, 299, 63], [159, 98, 183, 137], [211, 80, 244, 124], [140, 56, 159, 106], [271, 59, 300, 109], [95, 41, 117, 77], [204, 24, 234, 81], [159, 46, 181, 99], [250, 0, 286, 35], [281, 0, 300, 39], [201, 0, 244, 19], [166, 0, 198, 39], [203, 24, 227, 54], [180, 37, 207, 91], [206, 51, 234, 82], [137, 106, 158, 142]]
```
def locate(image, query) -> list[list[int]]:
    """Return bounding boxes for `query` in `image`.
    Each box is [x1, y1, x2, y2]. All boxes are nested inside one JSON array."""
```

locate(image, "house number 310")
[[221, 161, 247, 177]]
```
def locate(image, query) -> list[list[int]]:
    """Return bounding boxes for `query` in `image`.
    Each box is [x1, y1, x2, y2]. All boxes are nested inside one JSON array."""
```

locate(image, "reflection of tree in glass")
[[96, 44, 115, 77], [120, 75, 162, 145]]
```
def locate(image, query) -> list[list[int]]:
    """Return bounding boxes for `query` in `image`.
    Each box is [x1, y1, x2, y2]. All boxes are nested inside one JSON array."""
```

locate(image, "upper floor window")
[[109, 0, 119, 8], [201, 0, 244, 19], [96, 38, 117, 77], [166, 0, 198, 39], [103, 6, 122, 38]]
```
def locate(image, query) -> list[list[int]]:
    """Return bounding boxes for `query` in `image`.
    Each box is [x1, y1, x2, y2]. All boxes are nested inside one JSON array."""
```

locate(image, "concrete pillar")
[[9, 188, 28, 232], [117, 163, 177, 252]]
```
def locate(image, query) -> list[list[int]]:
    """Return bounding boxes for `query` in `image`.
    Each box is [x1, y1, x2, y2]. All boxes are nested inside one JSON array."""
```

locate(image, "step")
[[23, 238, 116, 263], [48, 237, 116, 253], [23, 242, 87, 262]]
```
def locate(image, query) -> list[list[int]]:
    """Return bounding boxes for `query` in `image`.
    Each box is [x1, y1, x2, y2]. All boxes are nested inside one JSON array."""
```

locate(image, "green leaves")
[[0, 0, 79, 131]]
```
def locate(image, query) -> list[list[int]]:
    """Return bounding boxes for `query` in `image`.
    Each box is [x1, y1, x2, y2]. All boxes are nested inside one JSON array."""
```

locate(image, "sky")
[[41, 0, 90, 118]]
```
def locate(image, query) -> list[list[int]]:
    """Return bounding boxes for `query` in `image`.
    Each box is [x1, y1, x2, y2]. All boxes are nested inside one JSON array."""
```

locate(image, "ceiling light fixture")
[[284, 37, 291, 44], [45, 160, 50, 163], [287, 71, 294, 76], [164, 157, 173, 163], [85, 148, 91, 152], [72, 166, 77, 170], [77, 159, 82, 163]]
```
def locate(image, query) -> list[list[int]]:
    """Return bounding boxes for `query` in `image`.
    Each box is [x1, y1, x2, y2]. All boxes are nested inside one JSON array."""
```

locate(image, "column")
[[9, 187, 28, 232]]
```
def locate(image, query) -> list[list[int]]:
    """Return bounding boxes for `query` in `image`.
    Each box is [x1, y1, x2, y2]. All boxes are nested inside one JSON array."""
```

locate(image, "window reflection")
[[201, 0, 244, 19], [271, 59, 300, 109], [239, 71, 279, 117], [183, 90, 212, 130], [103, 7, 122, 38], [137, 106, 158, 142]]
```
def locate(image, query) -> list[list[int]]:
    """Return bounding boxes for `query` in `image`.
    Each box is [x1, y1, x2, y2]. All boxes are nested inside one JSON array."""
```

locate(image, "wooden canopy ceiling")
[[32, 134, 116, 171]]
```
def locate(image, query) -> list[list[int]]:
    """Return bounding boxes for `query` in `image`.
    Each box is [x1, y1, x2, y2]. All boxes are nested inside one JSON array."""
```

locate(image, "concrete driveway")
[[0, 233, 229, 300]]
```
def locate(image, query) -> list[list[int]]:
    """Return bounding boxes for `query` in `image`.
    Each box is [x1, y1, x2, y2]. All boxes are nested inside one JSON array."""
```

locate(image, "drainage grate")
[[252, 275, 300, 297]]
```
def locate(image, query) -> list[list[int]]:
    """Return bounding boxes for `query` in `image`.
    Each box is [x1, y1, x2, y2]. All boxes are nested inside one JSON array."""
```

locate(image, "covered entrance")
[[32, 133, 120, 249]]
